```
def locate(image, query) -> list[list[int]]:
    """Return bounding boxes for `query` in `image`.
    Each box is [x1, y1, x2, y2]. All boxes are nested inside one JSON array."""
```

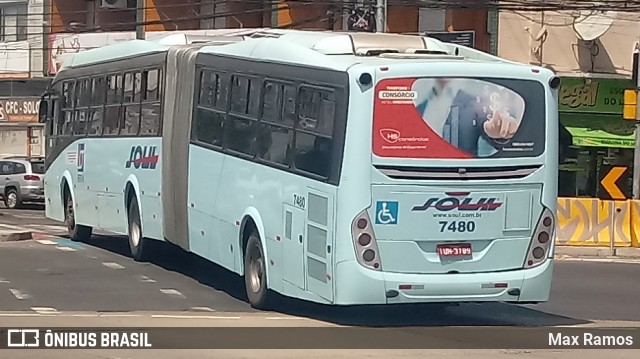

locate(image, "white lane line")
[[0, 313, 47, 317], [102, 262, 125, 270], [56, 246, 76, 252], [98, 314, 142, 317], [9, 288, 32, 300], [189, 306, 216, 312], [150, 314, 241, 319], [139, 275, 156, 283], [0, 224, 25, 230], [0, 277, 9, 284], [159, 288, 186, 298], [35, 239, 57, 245], [31, 307, 58, 314], [265, 316, 305, 320]]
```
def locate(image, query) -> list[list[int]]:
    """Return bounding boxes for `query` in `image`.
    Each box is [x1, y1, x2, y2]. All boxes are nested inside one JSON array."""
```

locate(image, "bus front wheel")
[[128, 198, 150, 262], [64, 190, 92, 242], [244, 233, 272, 309]]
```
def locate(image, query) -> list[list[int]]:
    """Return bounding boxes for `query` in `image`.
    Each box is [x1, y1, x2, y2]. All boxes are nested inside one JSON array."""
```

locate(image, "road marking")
[[9, 288, 32, 300], [0, 224, 26, 231], [150, 314, 241, 319], [159, 288, 185, 298], [265, 316, 305, 320], [31, 307, 58, 314], [189, 306, 216, 312], [102, 262, 125, 270], [98, 314, 142, 317], [35, 239, 57, 245], [57, 246, 76, 252], [0, 277, 8, 284], [0, 313, 47, 317], [139, 275, 156, 283]]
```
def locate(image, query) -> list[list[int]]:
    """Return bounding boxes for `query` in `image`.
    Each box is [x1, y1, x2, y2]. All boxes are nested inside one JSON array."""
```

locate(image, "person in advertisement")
[[413, 78, 525, 157]]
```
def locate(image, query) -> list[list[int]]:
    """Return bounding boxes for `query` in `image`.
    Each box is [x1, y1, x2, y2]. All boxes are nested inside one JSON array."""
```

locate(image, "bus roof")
[[60, 39, 171, 70], [59, 29, 534, 73], [58, 29, 264, 70], [196, 29, 528, 71]]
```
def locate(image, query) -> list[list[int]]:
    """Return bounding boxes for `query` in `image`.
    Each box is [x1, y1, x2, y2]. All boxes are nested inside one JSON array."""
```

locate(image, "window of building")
[[0, 4, 28, 42]]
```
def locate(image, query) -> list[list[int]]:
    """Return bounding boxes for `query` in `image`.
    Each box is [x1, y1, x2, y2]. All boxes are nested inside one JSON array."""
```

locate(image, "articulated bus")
[[39, 29, 562, 309]]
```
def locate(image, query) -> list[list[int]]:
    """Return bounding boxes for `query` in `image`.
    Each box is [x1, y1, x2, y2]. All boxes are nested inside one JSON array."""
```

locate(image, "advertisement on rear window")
[[373, 77, 545, 159]]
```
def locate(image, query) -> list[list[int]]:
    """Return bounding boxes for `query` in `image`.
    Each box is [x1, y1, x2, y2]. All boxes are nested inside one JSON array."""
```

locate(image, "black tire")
[[64, 190, 92, 242], [244, 233, 272, 310], [127, 197, 150, 262], [3, 188, 20, 209]]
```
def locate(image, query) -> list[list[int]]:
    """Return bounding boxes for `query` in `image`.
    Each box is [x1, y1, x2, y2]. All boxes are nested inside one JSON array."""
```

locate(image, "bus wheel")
[[127, 198, 149, 262], [64, 190, 92, 242], [244, 233, 271, 309]]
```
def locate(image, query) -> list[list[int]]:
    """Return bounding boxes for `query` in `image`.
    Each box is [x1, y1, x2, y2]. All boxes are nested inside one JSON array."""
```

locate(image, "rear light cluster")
[[351, 209, 382, 271], [24, 175, 40, 181], [524, 206, 555, 269]]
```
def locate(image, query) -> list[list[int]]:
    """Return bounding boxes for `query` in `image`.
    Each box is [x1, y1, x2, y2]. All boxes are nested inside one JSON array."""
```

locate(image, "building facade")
[[498, 9, 636, 200], [0, 0, 48, 157]]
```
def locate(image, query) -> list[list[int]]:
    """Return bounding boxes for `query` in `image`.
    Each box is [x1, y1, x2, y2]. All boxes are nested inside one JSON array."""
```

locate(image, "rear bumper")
[[333, 258, 553, 305], [19, 186, 45, 202]]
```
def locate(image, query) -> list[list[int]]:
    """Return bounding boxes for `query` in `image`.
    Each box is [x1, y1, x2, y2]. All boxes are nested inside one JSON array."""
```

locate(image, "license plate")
[[436, 243, 472, 257]]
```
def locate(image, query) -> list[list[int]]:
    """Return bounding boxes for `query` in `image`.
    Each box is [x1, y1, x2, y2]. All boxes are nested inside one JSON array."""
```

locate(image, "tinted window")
[[293, 132, 332, 178], [225, 117, 256, 155], [144, 69, 160, 101], [298, 87, 335, 136], [195, 108, 224, 147], [30, 162, 45, 174], [14, 163, 26, 174], [230, 75, 249, 114], [257, 123, 292, 166], [0, 162, 15, 175], [199, 70, 225, 109]]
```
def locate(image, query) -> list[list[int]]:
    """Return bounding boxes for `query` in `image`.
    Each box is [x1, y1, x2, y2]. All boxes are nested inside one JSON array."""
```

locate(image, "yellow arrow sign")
[[600, 166, 627, 200]]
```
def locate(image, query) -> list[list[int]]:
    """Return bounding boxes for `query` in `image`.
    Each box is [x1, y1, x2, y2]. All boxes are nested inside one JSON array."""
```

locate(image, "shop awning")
[[560, 113, 635, 149]]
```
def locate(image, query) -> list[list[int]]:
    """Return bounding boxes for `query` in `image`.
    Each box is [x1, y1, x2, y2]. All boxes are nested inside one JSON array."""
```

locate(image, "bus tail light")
[[524, 206, 555, 269], [351, 209, 382, 271]]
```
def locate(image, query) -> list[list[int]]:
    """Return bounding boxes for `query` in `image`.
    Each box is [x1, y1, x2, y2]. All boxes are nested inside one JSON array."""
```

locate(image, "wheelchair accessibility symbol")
[[375, 201, 398, 225]]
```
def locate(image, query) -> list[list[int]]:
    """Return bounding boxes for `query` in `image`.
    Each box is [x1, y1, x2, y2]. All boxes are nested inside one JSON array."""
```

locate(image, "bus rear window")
[[372, 77, 545, 159]]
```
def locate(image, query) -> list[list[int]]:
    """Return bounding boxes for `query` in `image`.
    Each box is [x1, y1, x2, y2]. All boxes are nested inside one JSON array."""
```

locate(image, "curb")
[[0, 231, 33, 242], [555, 246, 640, 259]]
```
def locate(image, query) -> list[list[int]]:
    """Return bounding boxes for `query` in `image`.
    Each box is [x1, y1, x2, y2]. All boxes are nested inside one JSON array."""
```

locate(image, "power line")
[[18, 0, 640, 18]]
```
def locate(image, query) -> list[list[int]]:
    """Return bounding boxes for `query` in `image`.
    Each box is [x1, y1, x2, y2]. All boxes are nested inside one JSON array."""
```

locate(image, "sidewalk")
[[555, 246, 640, 261]]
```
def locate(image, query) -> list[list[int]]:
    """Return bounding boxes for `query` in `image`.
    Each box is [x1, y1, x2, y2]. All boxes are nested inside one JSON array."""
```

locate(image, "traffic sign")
[[598, 165, 630, 200]]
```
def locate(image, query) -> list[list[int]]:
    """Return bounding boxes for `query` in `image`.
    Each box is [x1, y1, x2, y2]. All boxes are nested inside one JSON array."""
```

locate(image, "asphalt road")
[[1, 205, 639, 327]]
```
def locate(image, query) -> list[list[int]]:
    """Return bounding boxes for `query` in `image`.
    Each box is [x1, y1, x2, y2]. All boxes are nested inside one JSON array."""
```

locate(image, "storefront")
[[0, 97, 44, 158], [558, 77, 634, 198]]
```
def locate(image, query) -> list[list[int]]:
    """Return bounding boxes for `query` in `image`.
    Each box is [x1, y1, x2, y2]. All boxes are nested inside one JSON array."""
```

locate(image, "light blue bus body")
[[41, 29, 558, 307]]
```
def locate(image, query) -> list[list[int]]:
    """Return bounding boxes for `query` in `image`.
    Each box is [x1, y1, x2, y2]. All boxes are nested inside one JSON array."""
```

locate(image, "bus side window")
[[104, 74, 123, 136], [140, 68, 161, 136], [121, 72, 141, 136], [73, 78, 91, 136], [61, 81, 75, 136], [293, 132, 332, 178], [88, 76, 105, 136]]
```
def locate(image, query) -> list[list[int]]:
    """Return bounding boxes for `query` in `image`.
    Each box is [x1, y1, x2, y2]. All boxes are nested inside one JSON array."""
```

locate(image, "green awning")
[[560, 113, 636, 149]]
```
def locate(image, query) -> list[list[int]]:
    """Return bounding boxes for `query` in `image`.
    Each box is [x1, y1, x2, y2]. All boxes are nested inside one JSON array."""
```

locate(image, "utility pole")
[[632, 49, 640, 199], [375, 0, 387, 33], [136, 0, 145, 39]]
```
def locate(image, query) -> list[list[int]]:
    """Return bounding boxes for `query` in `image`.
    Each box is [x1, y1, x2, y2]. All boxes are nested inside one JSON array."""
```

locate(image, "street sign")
[[598, 165, 630, 200]]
